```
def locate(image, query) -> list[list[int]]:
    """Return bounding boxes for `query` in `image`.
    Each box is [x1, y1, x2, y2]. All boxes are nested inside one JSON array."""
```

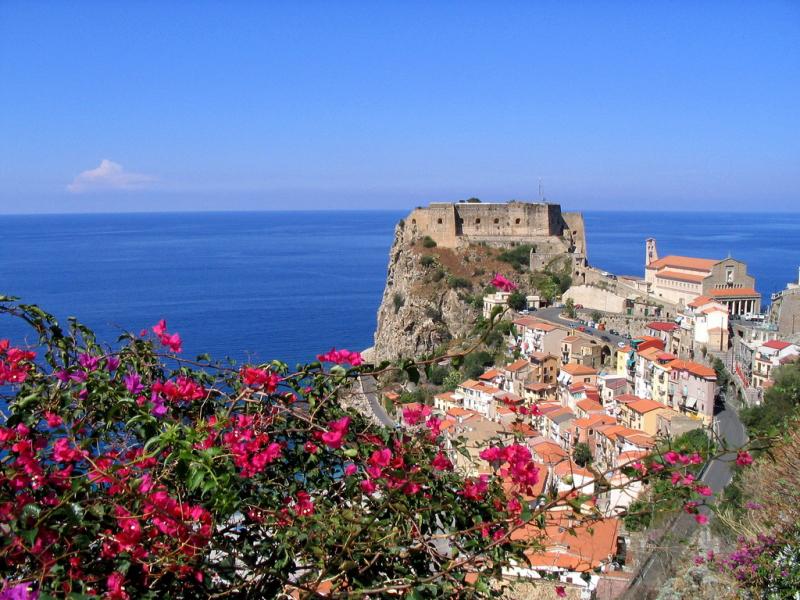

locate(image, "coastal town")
[[371, 200, 800, 599]]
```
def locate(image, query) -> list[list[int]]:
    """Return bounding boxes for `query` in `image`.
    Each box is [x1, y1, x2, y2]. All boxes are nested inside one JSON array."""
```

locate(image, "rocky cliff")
[[372, 201, 587, 363], [372, 222, 478, 362]]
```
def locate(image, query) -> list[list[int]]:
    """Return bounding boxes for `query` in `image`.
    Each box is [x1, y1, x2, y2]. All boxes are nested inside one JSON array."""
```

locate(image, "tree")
[[590, 310, 602, 323], [0, 297, 753, 598], [573, 442, 592, 466], [564, 298, 577, 319], [507, 291, 527, 311]]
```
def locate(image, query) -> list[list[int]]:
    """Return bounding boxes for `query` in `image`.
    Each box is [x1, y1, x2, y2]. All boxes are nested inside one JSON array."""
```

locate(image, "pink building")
[[667, 360, 717, 424]]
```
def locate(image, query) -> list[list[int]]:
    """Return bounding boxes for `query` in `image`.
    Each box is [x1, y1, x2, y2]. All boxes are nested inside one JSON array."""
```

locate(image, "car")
[[609, 329, 619, 336], [577, 326, 586, 332], [601, 335, 611, 342], [575, 304, 584, 309], [617, 341, 627, 348]]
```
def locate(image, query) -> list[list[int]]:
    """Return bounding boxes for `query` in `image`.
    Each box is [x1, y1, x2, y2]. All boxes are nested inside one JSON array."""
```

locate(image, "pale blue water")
[[1, 210, 798, 366]]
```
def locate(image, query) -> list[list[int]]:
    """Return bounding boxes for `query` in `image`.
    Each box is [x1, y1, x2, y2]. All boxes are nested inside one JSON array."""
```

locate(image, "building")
[[678, 296, 730, 356], [644, 239, 760, 316], [457, 380, 502, 418], [667, 360, 717, 424], [646, 321, 680, 353], [501, 358, 535, 396], [751, 340, 800, 389], [528, 351, 559, 384], [514, 318, 569, 357], [557, 363, 598, 388], [560, 335, 603, 368], [769, 267, 800, 336], [618, 397, 671, 436], [483, 291, 512, 319]]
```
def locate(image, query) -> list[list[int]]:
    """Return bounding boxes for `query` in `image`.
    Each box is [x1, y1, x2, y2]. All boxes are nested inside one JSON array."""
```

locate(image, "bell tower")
[[646, 238, 658, 267]]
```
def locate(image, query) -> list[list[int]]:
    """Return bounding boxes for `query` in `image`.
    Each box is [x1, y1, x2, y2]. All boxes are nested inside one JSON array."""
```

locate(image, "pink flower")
[[43, 412, 63, 428], [304, 441, 319, 454], [316, 348, 363, 366], [368, 447, 392, 468], [292, 491, 314, 517], [402, 404, 431, 425], [344, 463, 358, 476], [106, 572, 129, 600], [240, 367, 281, 392], [695, 485, 713, 497], [403, 481, 421, 495], [736, 450, 753, 467], [479, 446, 506, 464], [321, 416, 351, 449], [152, 319, 168, 337], [694, 513, 709, 525], [555, 586, 567, 598], [432, 452, 452, 471], [490, 273, 518, 293], [663, 450, 680, 465], [360, 479, 377, 494]]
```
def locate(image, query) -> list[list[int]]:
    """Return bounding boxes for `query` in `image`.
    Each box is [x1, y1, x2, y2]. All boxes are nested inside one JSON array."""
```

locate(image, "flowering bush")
[[0, 297, 747, 598]]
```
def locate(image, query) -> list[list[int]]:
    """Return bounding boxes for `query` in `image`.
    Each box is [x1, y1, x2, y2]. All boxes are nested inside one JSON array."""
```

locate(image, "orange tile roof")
[[647, 321, 679, 332], [525, 382, 554, 392], [478, 368, 502, 381], [529, 351, 557, 361], [708, 287, 760, 298], [619, 431, 656, 448], [512, 514, 620, 572], [504, 359, 531, 373], [655, 269, 706, 284], [434, 391, 457, 401], [615, 393, 643, 404], [626, 398, 668, 414], [762, 339, 792, 350], [553, 460, 594, 479], [446, 407, 477, 419], [687, 295, 713, 308], [647, 255, 718, 272], [668, 359, 717, 379], [562, 335, 582, 342], [561, 363, 597, 376], [459, 380, 503, 394], [514, 317, 560, 332], [508, 422, 539, 437], [530, 441, 568, 463], [576, 399, 604, 413]]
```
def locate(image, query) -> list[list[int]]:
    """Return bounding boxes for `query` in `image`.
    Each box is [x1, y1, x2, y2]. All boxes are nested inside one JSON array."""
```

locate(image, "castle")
[[402, 200, 587, 264]]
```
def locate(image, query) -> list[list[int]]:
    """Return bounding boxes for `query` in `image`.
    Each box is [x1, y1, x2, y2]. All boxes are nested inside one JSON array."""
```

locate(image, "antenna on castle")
[[538, 178, 543, 201]]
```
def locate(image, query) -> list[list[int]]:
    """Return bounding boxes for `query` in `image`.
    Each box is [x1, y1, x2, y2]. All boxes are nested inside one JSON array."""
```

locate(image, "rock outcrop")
[[373, 222, 477, 362], [372, 200, 588, 363]]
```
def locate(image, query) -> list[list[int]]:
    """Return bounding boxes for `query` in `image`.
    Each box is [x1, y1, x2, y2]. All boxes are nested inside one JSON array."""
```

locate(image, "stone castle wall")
[[402, 201, 566, 248]]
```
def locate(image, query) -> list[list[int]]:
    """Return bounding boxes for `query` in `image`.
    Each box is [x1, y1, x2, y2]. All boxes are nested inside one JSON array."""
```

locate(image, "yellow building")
[[618, 397, 670, 436]]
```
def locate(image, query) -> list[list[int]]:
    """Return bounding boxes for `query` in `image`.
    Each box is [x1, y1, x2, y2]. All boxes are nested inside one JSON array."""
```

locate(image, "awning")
[[684, 396, 697, 409]]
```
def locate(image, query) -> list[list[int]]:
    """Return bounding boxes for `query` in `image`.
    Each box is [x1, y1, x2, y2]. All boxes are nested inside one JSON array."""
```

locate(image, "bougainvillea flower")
[[490, 273, 518, 292]]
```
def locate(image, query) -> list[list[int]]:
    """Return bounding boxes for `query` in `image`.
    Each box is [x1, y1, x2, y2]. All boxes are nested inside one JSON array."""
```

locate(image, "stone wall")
[[403, 201, 567, 248], [575, 309, 663, 339]]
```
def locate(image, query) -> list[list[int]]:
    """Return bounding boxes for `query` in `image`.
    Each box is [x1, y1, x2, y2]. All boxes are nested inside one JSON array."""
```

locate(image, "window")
[[475, 218, 481, 224], [515, 218, 521, 224], [412, 219, 416, 225], [437, 218, 442, 224], [494, 218, 499, 224]]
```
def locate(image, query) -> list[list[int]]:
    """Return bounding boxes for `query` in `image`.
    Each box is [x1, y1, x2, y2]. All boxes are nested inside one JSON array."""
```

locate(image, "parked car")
[[577, 326, 586, 332], [601, 335, 611, 342], [575, 304, 584, 309]]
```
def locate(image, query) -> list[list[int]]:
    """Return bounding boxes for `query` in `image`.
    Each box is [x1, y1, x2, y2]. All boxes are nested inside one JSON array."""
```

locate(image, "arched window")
[[515, 218, 521, 224], [475, 218, 481, 224], [494, 218, 499, 224], [437, 218, 442, 224]]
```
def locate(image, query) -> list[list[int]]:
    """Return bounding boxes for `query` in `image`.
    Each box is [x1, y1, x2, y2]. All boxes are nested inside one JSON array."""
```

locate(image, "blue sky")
[[1, 1, 798, 213]]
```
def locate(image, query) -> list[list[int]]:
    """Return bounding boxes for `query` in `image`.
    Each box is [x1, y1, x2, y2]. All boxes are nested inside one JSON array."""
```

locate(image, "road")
[[529, 306, 631, 349], [358, 374, 396, 427], [622, 394, 748, 598]]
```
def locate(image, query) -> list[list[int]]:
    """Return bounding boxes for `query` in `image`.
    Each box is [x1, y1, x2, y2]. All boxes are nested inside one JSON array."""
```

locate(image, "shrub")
[[422, 236, 437, 248], [573, 442, 593, 466], [431, 268, 446, 282], [447, 276, 471, 290], [498, 244, 534, 271], [393, 291, 405, 313], [507, 291, 527, 311], [420, 255, 436, 268]]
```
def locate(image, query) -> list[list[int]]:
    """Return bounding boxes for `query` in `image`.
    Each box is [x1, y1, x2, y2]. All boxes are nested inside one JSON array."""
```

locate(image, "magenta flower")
[[106, 356, 121, 372], [490, 273, 518, 292], [0, 581, 39, 600], [124, 373, 144, 395]]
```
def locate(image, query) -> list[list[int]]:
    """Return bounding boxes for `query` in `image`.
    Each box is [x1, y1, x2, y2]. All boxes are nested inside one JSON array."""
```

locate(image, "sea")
[[1, 210, 798, 367]]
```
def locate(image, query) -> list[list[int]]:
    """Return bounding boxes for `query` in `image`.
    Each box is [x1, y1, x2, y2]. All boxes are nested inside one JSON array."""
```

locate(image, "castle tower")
[[646, 238, 658, 267]]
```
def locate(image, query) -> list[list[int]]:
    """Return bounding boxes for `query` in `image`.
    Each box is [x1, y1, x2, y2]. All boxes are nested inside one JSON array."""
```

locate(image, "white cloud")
[[67, 159, 156, 193]]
